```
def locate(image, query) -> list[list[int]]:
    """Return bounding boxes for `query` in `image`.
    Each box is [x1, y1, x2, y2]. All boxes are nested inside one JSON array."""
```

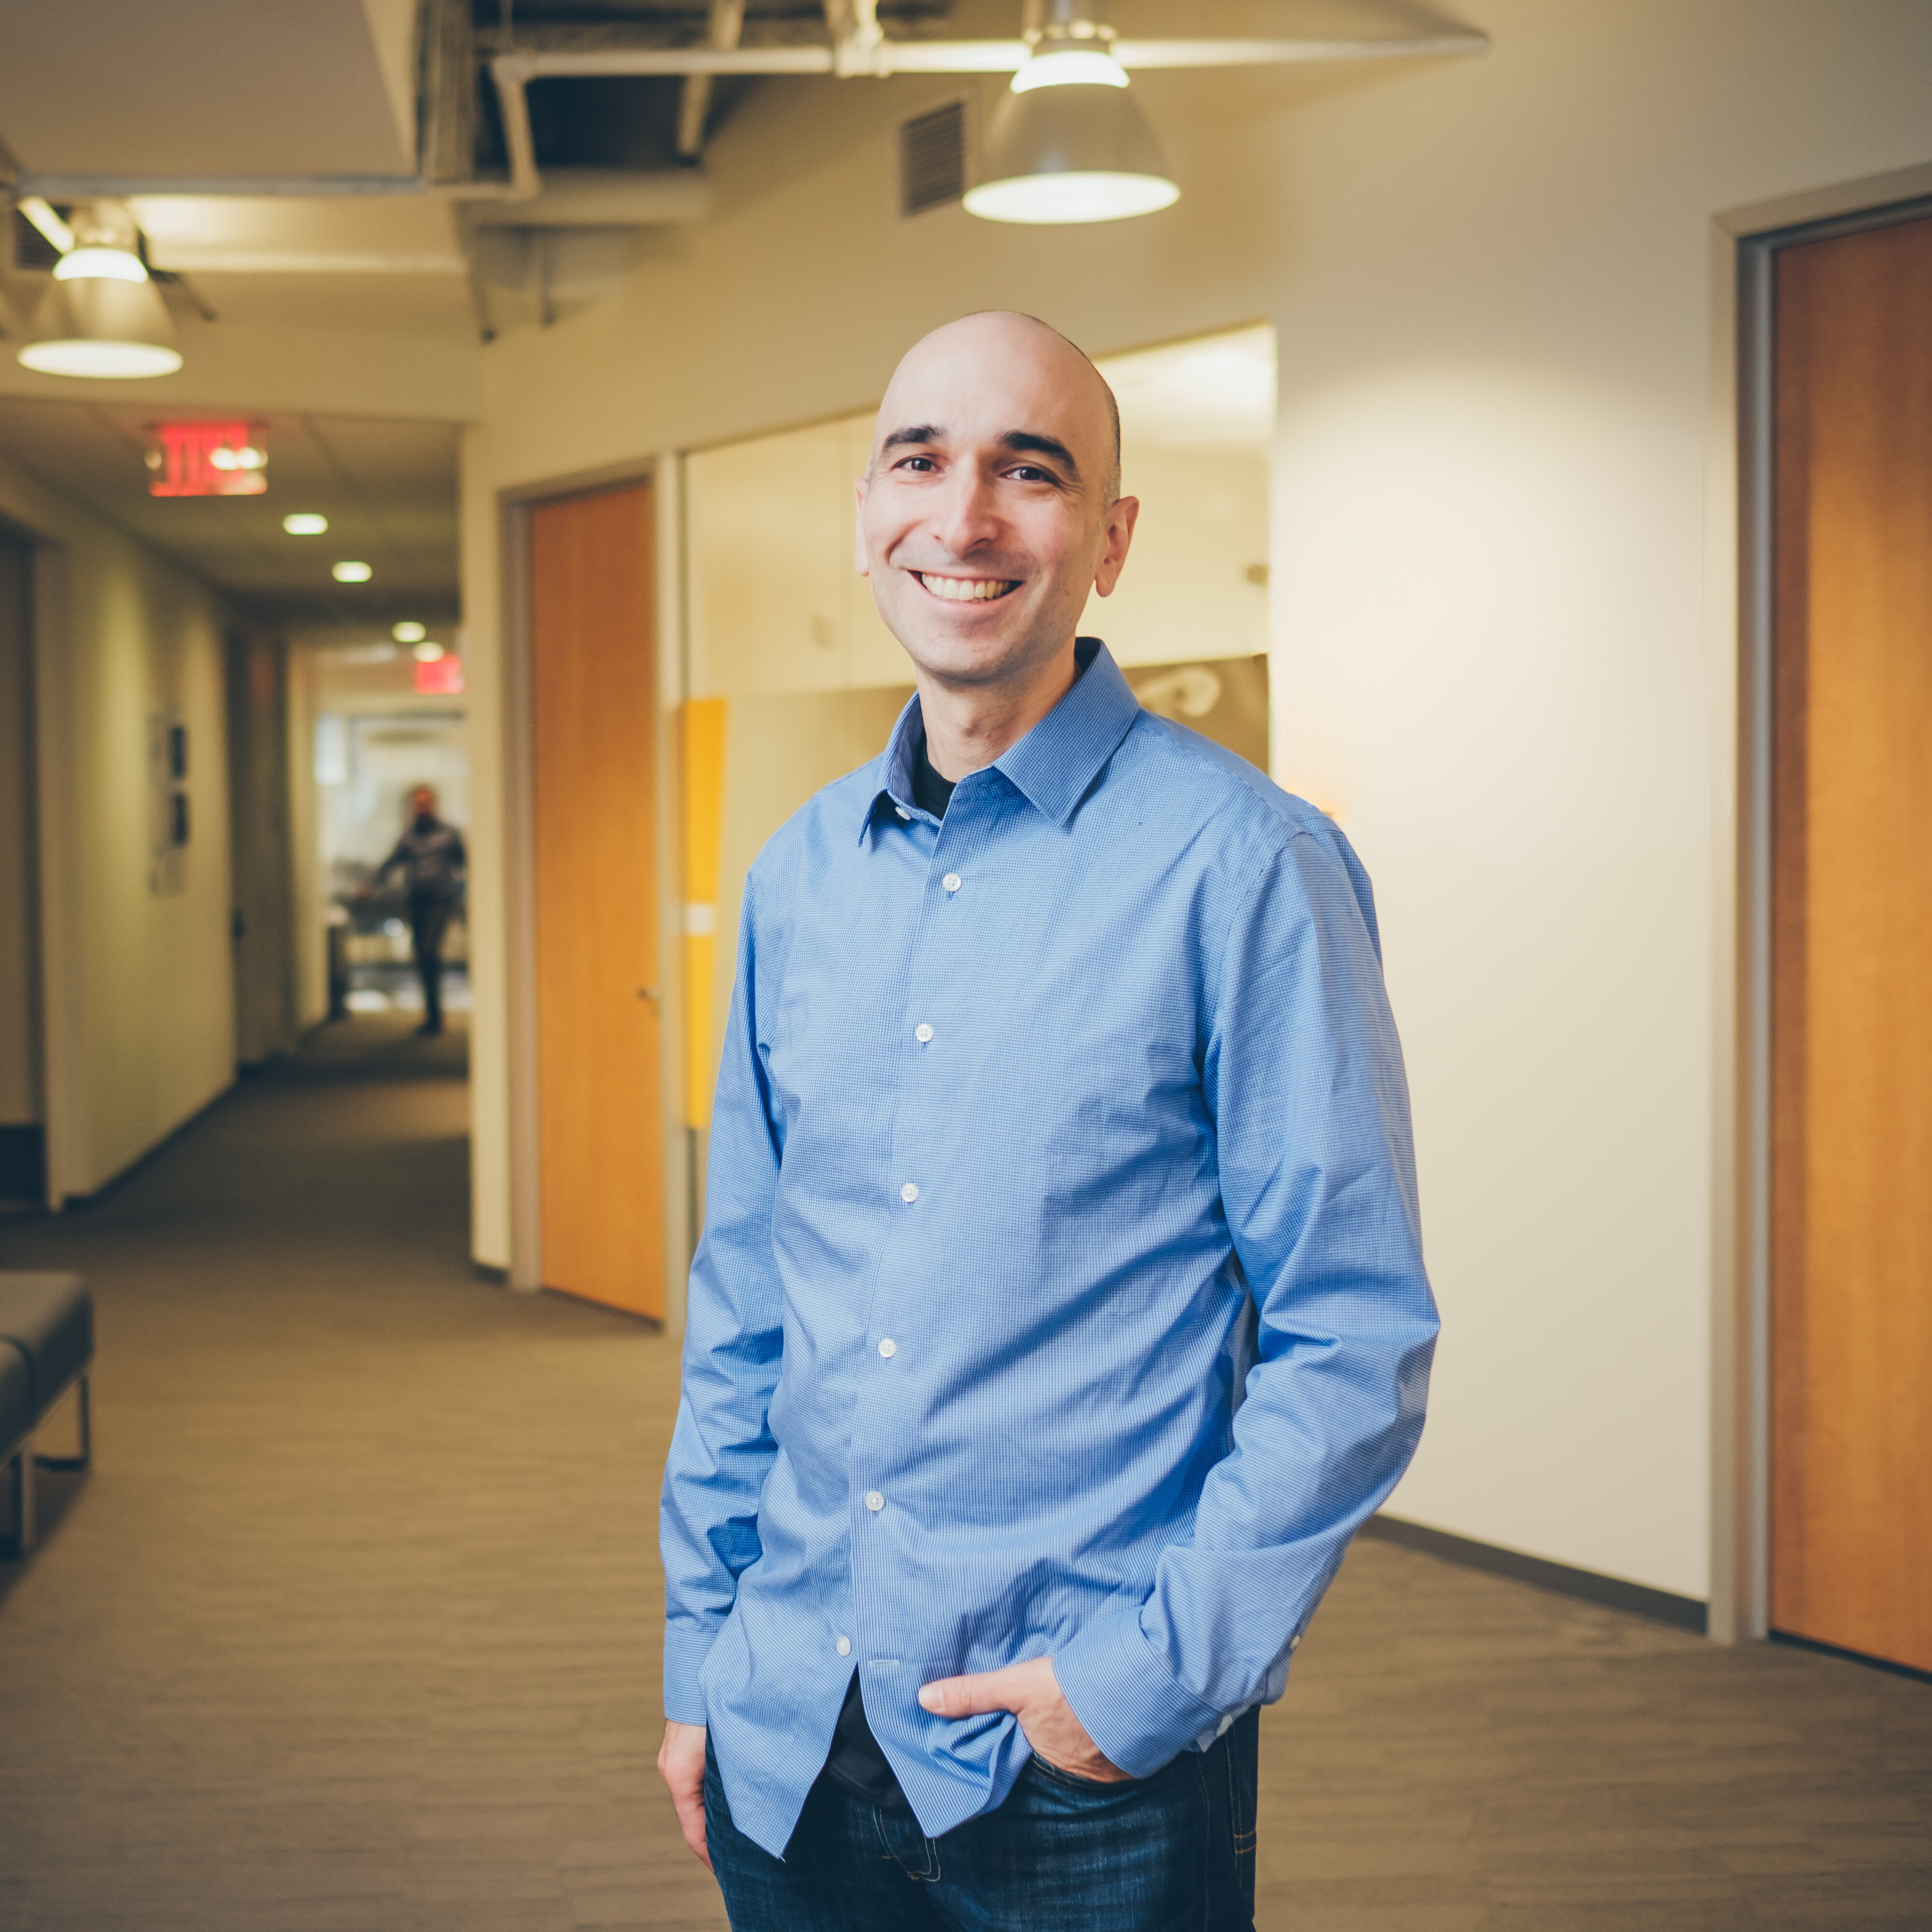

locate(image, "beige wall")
[[0, 450, 238, 1200], [459, 0, 1932, 1601], [0, 536, 38, 1129]]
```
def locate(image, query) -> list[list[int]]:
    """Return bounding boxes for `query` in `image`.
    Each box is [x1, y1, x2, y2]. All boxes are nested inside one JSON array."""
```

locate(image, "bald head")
[[854, 310, 1140, 718], [871, 312, 1122, 504]]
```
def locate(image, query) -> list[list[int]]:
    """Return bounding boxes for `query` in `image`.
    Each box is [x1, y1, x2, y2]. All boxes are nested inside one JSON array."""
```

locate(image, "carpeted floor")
[[0, 1018, 1926, 1930]]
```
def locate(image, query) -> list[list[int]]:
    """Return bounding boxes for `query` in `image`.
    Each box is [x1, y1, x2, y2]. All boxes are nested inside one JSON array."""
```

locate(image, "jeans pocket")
[[1027, 1751, 1147, 1794]]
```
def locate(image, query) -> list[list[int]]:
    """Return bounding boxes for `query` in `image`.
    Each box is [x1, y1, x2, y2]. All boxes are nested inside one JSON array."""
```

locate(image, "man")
[[659, 312, 1437, 1930], [364, 784, 465, 1036]]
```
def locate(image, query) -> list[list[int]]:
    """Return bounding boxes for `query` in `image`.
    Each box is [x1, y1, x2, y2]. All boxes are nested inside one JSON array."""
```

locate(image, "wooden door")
[[529, 483, 664, 1319], [1771, 213, 1932, 1673]]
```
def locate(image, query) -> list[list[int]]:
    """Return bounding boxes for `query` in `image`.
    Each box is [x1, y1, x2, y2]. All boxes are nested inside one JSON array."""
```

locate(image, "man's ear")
[[853, 473, 871, 578], [1092, 495, 1140, 599]]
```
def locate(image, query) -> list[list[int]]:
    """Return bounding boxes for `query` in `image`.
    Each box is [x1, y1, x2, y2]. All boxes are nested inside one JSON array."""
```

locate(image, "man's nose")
[[929, 468, 1001, 554]]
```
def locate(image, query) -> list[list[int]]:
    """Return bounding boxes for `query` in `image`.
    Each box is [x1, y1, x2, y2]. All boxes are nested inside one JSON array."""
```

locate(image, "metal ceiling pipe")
[[467, 170, 711, 227], [489, 54, 545, 201], [494, 32, 1486, 80], [678, 0, 748, 158]]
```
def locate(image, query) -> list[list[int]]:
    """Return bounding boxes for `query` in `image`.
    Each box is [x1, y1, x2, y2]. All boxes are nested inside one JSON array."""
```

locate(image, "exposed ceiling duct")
[[8, 1, 1489, 209], [0, 1, 1491, 365]]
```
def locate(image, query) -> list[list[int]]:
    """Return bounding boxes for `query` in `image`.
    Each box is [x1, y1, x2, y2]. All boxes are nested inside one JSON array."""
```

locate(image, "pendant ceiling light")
[[16, 202, 181, 380], [964, 2, 1178, 225]]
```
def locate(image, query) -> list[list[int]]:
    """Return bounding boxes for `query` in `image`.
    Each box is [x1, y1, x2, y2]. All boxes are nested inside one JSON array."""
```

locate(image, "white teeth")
[[917, 573, 1016, 602]]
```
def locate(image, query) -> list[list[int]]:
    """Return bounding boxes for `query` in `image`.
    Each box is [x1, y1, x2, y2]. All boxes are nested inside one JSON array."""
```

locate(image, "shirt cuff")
[[663, 1621, 720, 1726], [1051, 1602, 1226, 1779]]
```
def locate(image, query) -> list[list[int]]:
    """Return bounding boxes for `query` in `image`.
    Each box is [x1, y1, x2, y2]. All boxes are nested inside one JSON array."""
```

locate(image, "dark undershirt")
[[823, 1670, 909, 1807], [824, 733, 955, 1811], [912, 733, 956, 819]]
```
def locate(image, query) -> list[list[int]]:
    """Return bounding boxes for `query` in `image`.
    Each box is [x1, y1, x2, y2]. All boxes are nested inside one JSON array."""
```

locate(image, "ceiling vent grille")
[[900, 101, 967, 218]]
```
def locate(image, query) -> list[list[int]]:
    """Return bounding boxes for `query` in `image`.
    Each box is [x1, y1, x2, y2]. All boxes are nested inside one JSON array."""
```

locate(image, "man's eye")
[[897, 456, 937, 472], [1008, 466, 1051, 483]]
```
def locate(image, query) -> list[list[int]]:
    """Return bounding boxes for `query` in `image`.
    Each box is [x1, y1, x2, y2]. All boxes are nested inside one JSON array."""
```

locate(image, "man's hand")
[[657, 1720, 711, 1867], [918, 1654, 1132, 1783]]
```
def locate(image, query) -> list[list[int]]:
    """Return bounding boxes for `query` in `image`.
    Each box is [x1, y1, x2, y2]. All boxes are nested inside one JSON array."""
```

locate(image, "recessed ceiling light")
[[412, 640, 445, 662], [392, 621, 426, 643], [331, 561, 372, 583], [283, 512, 328, 536]]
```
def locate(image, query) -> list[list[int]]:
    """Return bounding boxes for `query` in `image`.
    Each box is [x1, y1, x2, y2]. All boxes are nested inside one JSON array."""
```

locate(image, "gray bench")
[[0, 1273, 93, 1557]]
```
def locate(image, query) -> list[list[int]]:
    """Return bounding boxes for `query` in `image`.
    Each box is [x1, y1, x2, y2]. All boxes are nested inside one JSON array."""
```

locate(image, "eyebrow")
[[878, 425, 1082, 478]]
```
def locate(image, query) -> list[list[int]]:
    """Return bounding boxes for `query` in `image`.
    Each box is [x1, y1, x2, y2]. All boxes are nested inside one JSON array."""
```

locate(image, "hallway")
[[0, 1019, 713, 1931], [1, 1022, 1929, 1930]]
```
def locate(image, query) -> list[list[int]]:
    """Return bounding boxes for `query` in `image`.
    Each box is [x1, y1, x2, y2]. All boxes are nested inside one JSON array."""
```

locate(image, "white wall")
[[0, 451, 238, 1199], [459, 0, 1932, 1600]]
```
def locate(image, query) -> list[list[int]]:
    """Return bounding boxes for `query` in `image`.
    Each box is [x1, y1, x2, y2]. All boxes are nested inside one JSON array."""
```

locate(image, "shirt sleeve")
[[659, 876, 787, 1724], [1051, 825, 1440, 1776]]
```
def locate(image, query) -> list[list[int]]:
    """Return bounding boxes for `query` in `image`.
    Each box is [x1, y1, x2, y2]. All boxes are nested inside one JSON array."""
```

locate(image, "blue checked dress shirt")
[[662, 640, 1438, 1859]]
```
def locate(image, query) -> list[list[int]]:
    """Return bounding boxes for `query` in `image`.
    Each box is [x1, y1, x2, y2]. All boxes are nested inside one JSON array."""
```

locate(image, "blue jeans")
[[704, 1709, 1259, 1932]]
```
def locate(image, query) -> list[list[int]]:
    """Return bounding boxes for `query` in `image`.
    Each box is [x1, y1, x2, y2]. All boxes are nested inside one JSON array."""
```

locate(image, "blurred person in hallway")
[[362, 784, 465, 1036], [659, 312, 1438, 1931]]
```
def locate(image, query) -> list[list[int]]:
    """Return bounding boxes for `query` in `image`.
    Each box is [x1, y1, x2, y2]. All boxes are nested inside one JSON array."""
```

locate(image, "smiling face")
[[856, 313, 1136, 694]]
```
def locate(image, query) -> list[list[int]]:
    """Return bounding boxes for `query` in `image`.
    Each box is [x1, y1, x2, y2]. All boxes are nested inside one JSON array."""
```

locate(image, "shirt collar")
[[864, 639, 1140, 841]]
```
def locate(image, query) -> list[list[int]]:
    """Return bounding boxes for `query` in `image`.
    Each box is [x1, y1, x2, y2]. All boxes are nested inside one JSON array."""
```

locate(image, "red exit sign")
[[414, 654, 465, 696], [148, 422, 267, 497]]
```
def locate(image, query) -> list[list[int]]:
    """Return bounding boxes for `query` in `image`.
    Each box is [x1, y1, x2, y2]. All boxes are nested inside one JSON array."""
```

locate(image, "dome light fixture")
[[332, 561, 373, 583], [964, 4, 1177, 225], [392, 621, 426, 644], [412, 640, 446, 663], [17, 277, 182, 379], [283, 512, 329, 536], [17, 202, 182, 380], [964, 81, 1179, 224]]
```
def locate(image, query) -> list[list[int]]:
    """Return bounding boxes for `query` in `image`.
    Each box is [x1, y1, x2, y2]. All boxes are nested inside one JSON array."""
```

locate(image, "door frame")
[[1714, 168, 1932, 1643], [0, 515, 85, 1209], [497, 456, 692, 1320]]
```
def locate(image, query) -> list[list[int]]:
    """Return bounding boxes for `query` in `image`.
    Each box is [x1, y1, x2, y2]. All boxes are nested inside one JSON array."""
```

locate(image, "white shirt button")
[[836, 1635, 852, 1656], [942, 873, 962, 893], [900, 1181, 919, 1204], [878, 1337, 897, 1358], [1290, 1634, 1301, 1650], [865, 1490, 884, 1512], [914, 1023, 934, 1044], [895, 806, 910, 821]]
